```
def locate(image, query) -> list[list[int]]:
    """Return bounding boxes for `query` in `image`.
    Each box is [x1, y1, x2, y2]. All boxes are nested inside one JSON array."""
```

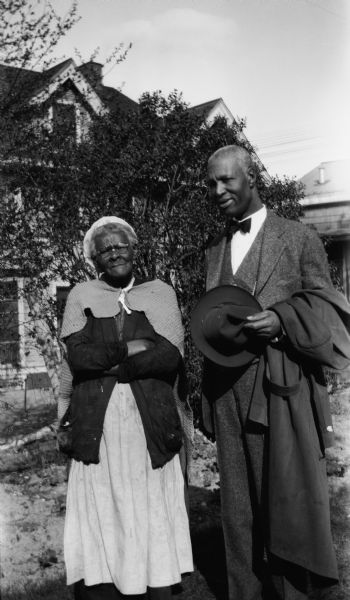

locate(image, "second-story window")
[[52, 102, 77, 142]]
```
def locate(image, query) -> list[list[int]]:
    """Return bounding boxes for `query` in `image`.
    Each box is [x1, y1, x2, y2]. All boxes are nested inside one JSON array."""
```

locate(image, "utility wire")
[[252, 126, 332, 146], [256, 136, 323, 148], [295, 0, 345, 20]]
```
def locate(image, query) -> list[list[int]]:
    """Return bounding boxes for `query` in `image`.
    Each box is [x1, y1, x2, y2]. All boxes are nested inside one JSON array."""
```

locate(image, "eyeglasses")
[[94, 244, 130, 258]]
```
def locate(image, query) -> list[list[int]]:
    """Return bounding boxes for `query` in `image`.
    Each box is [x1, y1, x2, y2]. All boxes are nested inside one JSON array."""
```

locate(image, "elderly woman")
[[58, 216, 193, 600]]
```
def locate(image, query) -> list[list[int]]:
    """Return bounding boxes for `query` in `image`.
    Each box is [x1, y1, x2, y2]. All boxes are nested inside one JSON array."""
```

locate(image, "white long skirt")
[[64, 382, 193, 595]]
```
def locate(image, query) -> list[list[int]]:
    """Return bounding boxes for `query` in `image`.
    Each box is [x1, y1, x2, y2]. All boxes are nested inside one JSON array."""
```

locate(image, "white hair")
[[83, 216, 138, 269], [208, 145, 255, 173]]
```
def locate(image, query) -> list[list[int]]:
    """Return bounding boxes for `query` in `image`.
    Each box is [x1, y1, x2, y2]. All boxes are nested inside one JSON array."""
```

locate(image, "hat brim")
[[190, 285, 265, 367]]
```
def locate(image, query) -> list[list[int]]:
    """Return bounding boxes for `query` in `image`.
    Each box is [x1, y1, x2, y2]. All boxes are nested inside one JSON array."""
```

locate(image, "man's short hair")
[[208, 145, 255, 173]]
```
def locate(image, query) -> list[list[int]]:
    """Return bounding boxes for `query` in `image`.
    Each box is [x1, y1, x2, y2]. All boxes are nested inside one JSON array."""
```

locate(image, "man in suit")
[[203, 145, 340, 599]]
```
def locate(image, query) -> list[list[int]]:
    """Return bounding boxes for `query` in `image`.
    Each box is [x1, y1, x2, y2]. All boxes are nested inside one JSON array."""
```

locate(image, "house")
[[188, 98, 271, 184], [0, 59, 138, 147], [0, 59, 139, 388], [0, 59, 270, 388], [299, 160, 350, 300]]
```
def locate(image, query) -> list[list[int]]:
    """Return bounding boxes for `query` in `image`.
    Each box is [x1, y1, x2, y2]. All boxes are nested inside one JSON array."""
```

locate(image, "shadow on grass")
[[2, 487, 226, 600], [2, 472, 347, 600], [187, 472, 350, 600], [188, 486, 228, 600], [320, 479, 350, 600], [190, 523, 228, 600], [1, 576, 73, 600]]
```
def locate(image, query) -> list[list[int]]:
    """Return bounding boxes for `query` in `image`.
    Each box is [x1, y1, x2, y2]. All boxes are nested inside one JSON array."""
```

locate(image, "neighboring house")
[[0, 59, 139, 388], [189, 98, 271, 184], [0, 59, 269, 388], [299, 160, 350, 301], [0, 59, 138, 140]]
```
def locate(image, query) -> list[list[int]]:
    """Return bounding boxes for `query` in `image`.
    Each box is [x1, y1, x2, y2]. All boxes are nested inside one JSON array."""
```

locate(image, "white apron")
[[64, 382, 193, 595]]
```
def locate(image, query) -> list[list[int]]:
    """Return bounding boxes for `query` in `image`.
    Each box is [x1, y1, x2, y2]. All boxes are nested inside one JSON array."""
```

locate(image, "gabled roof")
[[0, 60, 270, 181], [189, 97, 271, 183], [190, 98, 236, 127], [94, 84, 139, 114], [300, 159, 350, 197], [27, 58, 74, 101], [76, 61, 138, 114], [0, 59, 135, 117], [29, 59, 107, 115], [299, 160, 350, 239], [0, 59, 76, 104], [41, 58, 73, 79], [0, 63, 41, 108], [189, 98, 223, 119]]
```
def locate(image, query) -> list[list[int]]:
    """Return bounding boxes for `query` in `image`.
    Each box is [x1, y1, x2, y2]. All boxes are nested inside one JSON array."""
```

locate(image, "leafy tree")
[[0, 0, 79, 134], [0, 0, 79, 397], [0, 0, 78, 69], [0, 88, 305, 419], [0, 2, 131, 397]]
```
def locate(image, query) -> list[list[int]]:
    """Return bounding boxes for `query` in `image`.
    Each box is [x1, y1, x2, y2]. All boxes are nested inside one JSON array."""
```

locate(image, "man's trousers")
[[213, 365, 311, 600]]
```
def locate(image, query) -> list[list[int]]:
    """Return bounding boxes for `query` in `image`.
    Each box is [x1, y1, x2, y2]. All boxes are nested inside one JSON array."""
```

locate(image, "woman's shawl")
[[60, 278, 184, 355]]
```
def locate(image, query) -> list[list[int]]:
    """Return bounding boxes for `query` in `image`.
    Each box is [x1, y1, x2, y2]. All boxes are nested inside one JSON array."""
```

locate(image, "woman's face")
[[93, 229, 133, 284]]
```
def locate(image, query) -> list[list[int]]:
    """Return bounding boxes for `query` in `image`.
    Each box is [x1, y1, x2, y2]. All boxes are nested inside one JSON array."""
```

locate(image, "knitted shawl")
[[60, 277, 184, 354]]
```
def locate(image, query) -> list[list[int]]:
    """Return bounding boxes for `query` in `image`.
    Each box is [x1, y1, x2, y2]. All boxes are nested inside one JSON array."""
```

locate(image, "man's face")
[[207, 153, 256, 220], [93, 230, 133, 282]]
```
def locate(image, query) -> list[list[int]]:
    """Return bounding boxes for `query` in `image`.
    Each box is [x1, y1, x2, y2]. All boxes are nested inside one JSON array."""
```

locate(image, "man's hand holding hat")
[[244, 310, 282, 340], [190, 285, 270, 367]]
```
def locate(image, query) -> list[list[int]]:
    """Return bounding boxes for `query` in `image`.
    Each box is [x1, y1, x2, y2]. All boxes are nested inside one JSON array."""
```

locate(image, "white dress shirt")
[[231, 205, 267, 274]]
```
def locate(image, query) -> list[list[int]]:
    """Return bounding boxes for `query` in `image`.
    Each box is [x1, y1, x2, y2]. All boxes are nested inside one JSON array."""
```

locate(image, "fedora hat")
[[190, 285, 265, 367]]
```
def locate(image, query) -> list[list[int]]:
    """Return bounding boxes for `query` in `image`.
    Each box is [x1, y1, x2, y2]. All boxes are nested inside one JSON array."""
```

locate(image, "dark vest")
[[219, 226, 266, 295]]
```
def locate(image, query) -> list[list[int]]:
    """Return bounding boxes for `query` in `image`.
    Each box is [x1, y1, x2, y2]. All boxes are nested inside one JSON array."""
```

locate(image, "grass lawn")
[[1, 385, 349, 600]]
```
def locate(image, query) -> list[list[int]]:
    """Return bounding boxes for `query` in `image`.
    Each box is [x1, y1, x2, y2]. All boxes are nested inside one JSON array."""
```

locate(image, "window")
[[56, 286, 71, 332], [0, 280, 20, 366], [52, 102, 77, 142]]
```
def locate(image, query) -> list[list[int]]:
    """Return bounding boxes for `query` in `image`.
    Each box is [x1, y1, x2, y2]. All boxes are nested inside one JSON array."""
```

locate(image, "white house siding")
[[0, 278, 69, 389], [301, 202, 350, 236], [300, 160, 350, 301]]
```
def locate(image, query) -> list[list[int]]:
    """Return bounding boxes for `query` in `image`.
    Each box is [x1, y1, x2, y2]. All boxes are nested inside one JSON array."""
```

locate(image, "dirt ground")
[[0, 383, 349, 600]]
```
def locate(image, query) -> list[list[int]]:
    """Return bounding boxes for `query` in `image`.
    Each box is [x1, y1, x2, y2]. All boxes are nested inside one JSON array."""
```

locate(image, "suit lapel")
[[206, 233, 227, 290], [255, 211, 287, 297]]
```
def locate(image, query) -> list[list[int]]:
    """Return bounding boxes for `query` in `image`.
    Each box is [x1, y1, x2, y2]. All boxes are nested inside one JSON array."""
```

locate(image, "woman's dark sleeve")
[[116, 334, 180, 384], [65, 329, 128, 372]]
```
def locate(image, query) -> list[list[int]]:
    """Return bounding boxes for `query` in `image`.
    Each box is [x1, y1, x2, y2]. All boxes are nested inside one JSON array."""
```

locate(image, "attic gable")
[[29, 59, 107, 116], [0, 59, 108, 119], [190, 98, 271, 183], [190, 98, 234, 125]]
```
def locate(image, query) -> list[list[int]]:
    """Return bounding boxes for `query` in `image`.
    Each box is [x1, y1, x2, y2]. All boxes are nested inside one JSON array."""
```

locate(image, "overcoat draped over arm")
[[249, 287, 350, 580]]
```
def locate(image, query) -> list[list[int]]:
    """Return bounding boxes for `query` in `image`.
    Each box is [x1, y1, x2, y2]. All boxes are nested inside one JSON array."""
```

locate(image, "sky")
[[49, 0, 350, 179]]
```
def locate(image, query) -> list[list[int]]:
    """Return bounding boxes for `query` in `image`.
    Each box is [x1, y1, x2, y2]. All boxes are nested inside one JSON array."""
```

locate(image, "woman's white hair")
[[83, 216, 138, 269]]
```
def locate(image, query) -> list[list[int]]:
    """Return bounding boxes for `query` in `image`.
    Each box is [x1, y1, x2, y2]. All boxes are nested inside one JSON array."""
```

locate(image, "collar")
[[118, 276, 135, 314], [240, 204, 266, 227]]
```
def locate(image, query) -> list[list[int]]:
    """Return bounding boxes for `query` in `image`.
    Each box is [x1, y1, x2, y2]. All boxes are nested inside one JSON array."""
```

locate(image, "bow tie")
[[226, 218, 251, 240]]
